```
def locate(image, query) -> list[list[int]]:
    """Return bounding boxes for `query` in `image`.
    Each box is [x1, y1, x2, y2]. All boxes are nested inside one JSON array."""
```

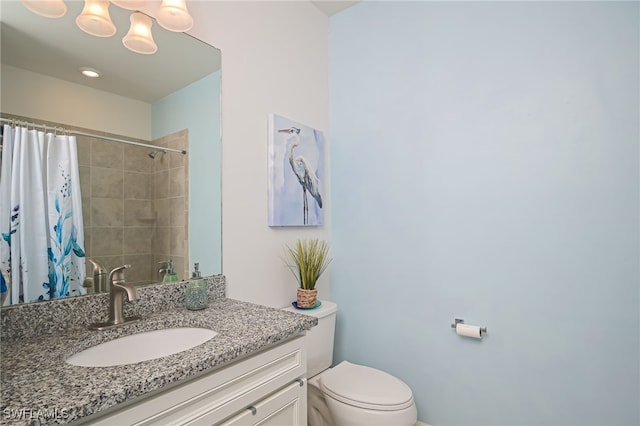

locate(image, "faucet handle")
[[109, 264, 131, 285]]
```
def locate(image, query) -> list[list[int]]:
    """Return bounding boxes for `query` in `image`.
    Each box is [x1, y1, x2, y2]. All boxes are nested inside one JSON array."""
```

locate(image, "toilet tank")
[[283, 300, 337, 377]]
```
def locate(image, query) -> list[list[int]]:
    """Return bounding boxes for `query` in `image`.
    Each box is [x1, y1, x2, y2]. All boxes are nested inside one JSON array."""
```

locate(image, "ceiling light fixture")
[[110, 0, 147, 10], [22, 0, 67, 18], [156, 0, 193, 32], [22, 0, 195, 55], [123, 12, 158, 54], [80, 67, 102, 78], [76, 0, 116, 37]]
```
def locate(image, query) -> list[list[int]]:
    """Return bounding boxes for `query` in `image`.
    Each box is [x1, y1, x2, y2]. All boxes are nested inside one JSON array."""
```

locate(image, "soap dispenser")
[[162, 259, 179, 283], [185, 262, 208, 310]]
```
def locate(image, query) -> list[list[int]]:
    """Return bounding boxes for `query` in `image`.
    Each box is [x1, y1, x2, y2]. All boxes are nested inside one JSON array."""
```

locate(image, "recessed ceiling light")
[[80, 67, 102, 78]]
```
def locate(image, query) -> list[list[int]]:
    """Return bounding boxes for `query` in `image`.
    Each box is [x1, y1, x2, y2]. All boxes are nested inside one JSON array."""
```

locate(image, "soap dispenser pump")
[[162, 259, 179, 283], [185, 262, 208, 310]]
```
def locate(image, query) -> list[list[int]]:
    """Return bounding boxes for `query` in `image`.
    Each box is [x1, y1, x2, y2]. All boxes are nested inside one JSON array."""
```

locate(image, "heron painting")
[[268, 114, 325, 226]]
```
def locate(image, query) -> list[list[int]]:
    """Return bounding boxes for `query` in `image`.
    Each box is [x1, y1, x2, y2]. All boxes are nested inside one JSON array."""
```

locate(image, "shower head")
[[148, 149, 166, 159]]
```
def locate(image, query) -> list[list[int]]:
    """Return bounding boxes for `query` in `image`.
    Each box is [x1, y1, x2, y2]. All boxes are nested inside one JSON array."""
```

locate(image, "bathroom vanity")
[[88, 335, 307, 425], [0, 277, 316, 425]]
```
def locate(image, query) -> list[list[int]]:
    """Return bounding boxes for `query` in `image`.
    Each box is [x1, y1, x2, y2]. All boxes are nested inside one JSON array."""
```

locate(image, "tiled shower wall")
[[77, 129, 189, 286], [149, 129, 190, 283]]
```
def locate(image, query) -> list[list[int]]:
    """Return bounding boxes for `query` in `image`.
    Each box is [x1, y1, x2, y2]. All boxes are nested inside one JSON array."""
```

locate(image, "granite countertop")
[[0, 297, 317, 425]]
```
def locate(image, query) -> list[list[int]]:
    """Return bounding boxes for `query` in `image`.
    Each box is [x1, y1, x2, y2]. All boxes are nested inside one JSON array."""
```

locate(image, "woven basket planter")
[[296, 288, 318, 308]]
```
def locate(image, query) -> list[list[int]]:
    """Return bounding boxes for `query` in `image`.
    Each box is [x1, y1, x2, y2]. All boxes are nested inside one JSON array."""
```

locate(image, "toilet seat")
[[319, 361, 414, 411]]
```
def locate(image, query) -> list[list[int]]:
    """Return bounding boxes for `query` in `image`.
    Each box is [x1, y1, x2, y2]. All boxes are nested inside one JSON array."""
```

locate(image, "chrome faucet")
[[88, 265, 141, 331], [82, 259, 109, 294]]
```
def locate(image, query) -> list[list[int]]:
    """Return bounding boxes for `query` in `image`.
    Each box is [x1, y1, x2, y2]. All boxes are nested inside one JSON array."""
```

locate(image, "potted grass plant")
[[284, 238, 332, 308]]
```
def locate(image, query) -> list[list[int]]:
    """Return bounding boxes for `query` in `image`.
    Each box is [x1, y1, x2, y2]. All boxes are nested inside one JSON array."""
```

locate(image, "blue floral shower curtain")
[[0, 124, 86, 305]]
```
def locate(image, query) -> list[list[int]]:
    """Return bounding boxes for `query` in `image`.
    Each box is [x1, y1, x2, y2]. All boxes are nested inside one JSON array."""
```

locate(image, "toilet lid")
[[319, 361, 414, 411]]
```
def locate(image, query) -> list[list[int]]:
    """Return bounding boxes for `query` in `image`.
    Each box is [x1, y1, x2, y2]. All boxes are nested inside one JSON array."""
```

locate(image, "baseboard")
[[416, 422, 431, 426]]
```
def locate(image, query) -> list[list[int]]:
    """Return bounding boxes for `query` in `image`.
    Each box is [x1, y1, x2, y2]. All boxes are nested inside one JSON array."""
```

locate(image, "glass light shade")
[[22, 0, 67, 18], [76, 0, 116, 37], [110, 0, 146, 10], [122, 12, 157, 55], [156, 0, 193, 32]]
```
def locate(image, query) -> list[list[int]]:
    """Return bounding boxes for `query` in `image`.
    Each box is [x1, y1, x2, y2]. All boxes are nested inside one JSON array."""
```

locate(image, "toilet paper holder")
[[450, 318, 487, 334]]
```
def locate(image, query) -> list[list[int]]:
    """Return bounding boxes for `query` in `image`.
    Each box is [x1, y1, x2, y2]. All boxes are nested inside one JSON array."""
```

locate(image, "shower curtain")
[[0, 124, 86, 305]]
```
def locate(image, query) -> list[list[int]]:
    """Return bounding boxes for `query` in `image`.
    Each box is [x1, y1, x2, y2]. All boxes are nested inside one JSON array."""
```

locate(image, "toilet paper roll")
[[456, 323, 482, 339]]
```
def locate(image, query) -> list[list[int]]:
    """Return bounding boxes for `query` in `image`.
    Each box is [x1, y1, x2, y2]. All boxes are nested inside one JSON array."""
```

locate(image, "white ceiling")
[[310, 1, 360, 16]]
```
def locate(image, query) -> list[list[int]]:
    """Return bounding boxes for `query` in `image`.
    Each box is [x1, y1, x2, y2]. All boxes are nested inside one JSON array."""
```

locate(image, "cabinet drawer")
[[217, 379, 306, 426], [88, 335, 306, 426]]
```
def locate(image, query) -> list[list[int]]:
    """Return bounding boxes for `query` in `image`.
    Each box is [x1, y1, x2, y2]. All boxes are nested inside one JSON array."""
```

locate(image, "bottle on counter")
[[185, 262, 208, 310], [162, 259, 179, 283]]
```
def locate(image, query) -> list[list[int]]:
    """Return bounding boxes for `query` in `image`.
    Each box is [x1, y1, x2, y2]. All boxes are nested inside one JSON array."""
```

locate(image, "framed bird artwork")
[[268, 113, 325, 226]]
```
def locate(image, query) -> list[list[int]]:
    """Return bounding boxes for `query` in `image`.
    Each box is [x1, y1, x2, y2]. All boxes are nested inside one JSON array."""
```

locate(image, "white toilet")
[[284, 300, 418, 426]]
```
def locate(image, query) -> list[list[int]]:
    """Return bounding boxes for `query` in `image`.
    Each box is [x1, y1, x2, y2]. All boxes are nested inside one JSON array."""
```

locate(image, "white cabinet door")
[[218, 379, 306, 426]]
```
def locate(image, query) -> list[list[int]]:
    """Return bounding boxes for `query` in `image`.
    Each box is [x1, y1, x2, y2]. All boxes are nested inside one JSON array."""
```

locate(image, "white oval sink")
[[66, 327, 217, 367]]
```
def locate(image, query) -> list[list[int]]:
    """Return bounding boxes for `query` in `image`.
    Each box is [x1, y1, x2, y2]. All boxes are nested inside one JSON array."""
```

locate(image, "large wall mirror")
[[0, 1, 222, 305]]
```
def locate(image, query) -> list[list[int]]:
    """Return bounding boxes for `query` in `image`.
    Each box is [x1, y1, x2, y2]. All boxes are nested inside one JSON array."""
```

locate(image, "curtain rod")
[[0, 118, 187, 155]]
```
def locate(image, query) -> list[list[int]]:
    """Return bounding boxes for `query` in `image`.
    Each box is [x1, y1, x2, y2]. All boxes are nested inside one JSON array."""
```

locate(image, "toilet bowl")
[[317, 360, 417, 426], [283, 300, 418, 426], [307, 375, 335, 426]]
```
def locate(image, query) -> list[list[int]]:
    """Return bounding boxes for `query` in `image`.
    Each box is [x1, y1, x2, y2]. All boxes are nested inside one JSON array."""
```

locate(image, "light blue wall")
[[329, 2, 639, 425], [152, 71, 222, 276]]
